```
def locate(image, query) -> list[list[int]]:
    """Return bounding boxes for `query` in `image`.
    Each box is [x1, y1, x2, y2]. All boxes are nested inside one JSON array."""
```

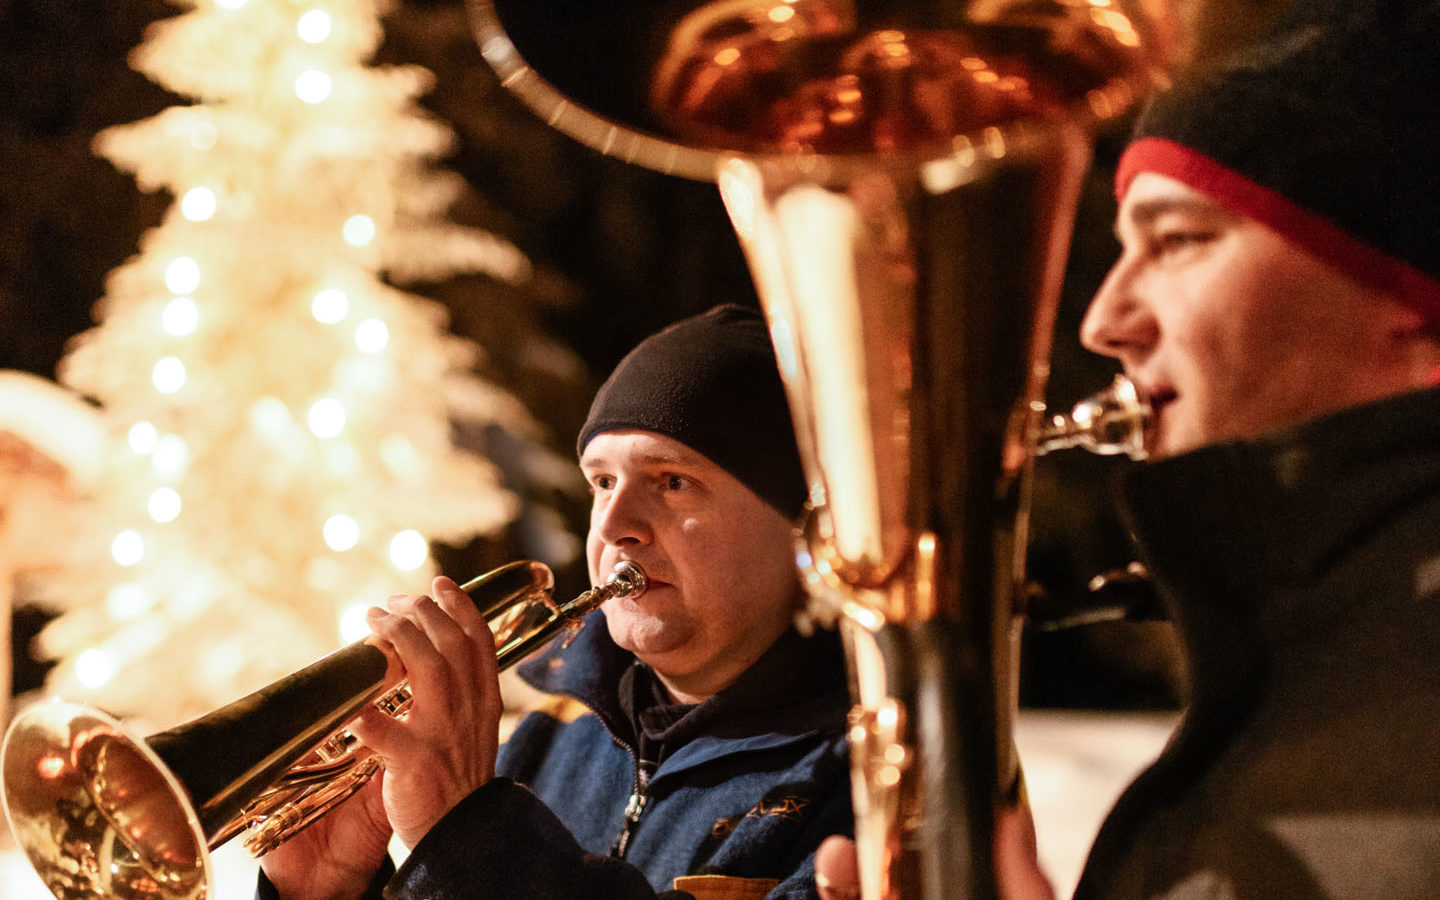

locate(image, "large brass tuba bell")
[[467, 2, 1166, 898], [1, 559, 646, 900]]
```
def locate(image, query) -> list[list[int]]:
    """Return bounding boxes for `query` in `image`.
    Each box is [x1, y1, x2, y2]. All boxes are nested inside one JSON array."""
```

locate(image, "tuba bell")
[[1, 559, 645, 900], [466, 2, 1168, 898]]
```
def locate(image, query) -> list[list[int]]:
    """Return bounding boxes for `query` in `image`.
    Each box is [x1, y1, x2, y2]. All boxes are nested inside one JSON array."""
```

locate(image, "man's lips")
[[605, 561, 670, 593], [1140, 385, 1176, 445]]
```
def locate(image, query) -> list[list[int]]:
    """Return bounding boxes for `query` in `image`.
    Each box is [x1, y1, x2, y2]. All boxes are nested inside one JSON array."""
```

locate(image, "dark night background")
[[0, 0, 1298, 709]]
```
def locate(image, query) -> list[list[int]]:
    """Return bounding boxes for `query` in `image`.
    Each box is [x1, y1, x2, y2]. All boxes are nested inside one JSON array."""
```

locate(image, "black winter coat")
[[1075, 387, 1440, 900]]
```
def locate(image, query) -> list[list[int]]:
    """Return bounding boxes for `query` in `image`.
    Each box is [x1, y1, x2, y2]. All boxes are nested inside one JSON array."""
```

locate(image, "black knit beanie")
[[1116, 0, 1440, 317], [577, 304, 807, 519]]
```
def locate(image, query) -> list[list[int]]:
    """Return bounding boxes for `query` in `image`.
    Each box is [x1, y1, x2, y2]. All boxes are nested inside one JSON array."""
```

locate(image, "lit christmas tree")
[[28, 0, 546, 725]]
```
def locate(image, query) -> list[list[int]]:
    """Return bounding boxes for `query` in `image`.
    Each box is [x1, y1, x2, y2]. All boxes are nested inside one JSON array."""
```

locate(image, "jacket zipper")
[[611, 750, 655, 858], [612, 785, 648, 858]]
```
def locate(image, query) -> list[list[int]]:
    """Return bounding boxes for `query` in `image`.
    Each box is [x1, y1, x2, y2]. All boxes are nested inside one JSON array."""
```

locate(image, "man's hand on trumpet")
[[355, 575, 505, 847], [260, 575, 504, 900]]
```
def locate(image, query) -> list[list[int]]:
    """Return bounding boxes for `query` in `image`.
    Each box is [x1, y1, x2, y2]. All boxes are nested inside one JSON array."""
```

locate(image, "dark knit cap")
[[1116, 0, 1440, 317], [577, 304, 807, 519]]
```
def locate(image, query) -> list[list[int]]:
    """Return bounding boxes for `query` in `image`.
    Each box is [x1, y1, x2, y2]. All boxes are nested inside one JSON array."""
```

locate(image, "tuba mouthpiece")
[[1037, 375, 1150, 460]]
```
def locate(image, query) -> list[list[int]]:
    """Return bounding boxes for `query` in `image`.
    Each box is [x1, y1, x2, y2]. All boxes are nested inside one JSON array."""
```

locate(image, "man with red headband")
[[819, 1, 1440, 898], [1066, 2, 1440, 897]]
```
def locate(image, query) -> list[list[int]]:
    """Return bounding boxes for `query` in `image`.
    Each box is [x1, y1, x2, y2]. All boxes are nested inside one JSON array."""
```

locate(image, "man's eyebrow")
[[1119, 196, 1235, 234]]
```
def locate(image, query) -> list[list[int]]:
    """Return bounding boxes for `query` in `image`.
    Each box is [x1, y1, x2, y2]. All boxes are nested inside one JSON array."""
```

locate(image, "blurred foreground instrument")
[[1, 560, 645, 900], [467, 2, 1171, 897]]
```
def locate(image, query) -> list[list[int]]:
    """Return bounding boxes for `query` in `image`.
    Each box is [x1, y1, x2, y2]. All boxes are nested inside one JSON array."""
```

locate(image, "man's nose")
[[1079, 261, 1158, 362], [593, 482, 652, 547]]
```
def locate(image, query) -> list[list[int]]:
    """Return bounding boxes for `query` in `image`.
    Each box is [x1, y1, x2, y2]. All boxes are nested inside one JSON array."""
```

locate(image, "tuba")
[[1, 559, 645, 900], [466, 2, 1166, 898]]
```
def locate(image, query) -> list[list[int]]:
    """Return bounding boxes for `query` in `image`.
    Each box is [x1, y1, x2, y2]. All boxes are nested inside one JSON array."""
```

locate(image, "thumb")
[[815, 835, 860, 900]]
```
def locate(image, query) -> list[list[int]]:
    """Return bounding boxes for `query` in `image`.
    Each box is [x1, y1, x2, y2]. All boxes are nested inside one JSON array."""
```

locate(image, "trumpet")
[[1, 559, 646, 900]]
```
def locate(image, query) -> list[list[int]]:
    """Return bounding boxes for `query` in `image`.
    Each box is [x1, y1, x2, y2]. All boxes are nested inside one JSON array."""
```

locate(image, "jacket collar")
[[516, 609, 848, 759], [1115, 385, 1440, 707]]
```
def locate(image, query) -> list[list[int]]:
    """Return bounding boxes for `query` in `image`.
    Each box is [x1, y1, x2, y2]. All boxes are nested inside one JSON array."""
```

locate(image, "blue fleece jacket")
[[383, 611, 852, 900]]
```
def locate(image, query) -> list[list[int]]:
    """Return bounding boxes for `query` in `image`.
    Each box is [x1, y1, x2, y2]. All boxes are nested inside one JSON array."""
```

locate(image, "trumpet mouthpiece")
[[607, 560, 647, 599]]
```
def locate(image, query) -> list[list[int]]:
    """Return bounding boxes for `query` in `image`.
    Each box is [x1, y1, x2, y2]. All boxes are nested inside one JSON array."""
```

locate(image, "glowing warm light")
[[112, 529, 145, 566], [768, 4, 795, 22], [106, 583, 153, 619], [128, 421, 159, 455], [148, 487, 182, 523], [180, 186, 217, 221], [216, 0, 249, 9], [152, 435, 190, 479], [325, 441, 361, 476], [323, 513, 360, 551], [307, 397, 347, 437], [716, 165, 757, 240], [389, 529, 428, 571], [297, 9, 333, 43], [295, 69, 333, 104], [714, 47, 741, 66], [250, 397, 292, 434], [312, 287, 349, 323], [162, 296, 199, 336], [379, 432, 417, 473], [164, 256, 202, 294], [339, 602, 373, 642], [876, 704, 900, 729], [152, 356, 187, 393], [189, 119, 219, 150], [1091, 8, 1140, 46], [355, 318, 389, 353], [343, 214, 376, 246], [76, 649, 118, 689], [37, 754, 66, 780]]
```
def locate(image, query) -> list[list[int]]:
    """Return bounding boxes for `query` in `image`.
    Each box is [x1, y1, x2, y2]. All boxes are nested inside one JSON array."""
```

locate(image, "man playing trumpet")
[[260, 304, 853, 900]]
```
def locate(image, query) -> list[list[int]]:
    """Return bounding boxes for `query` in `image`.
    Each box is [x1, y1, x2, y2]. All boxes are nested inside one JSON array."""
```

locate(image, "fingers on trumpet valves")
[[431, 576, 498, 650]]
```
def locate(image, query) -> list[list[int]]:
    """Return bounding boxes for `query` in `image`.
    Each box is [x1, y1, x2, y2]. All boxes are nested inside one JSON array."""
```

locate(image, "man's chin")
[[604, 614, 686, 658]]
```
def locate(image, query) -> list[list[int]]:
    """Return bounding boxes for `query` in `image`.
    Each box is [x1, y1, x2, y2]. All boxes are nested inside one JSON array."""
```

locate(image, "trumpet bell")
[[2, 703, 207, 900]]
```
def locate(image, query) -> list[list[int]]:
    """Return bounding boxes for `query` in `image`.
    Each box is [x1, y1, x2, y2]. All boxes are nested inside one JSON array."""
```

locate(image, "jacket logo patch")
[[711, 795, 809, 837]]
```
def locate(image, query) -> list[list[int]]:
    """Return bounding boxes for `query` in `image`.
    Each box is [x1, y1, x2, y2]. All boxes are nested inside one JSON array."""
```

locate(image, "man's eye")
[[1154, 230, 1212, 256], [590, 475, 615, 492], [664, 474, 690, 491]]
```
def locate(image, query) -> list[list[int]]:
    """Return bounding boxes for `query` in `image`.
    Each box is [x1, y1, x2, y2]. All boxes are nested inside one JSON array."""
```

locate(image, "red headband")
[[1116, 137, 1440, 323]]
